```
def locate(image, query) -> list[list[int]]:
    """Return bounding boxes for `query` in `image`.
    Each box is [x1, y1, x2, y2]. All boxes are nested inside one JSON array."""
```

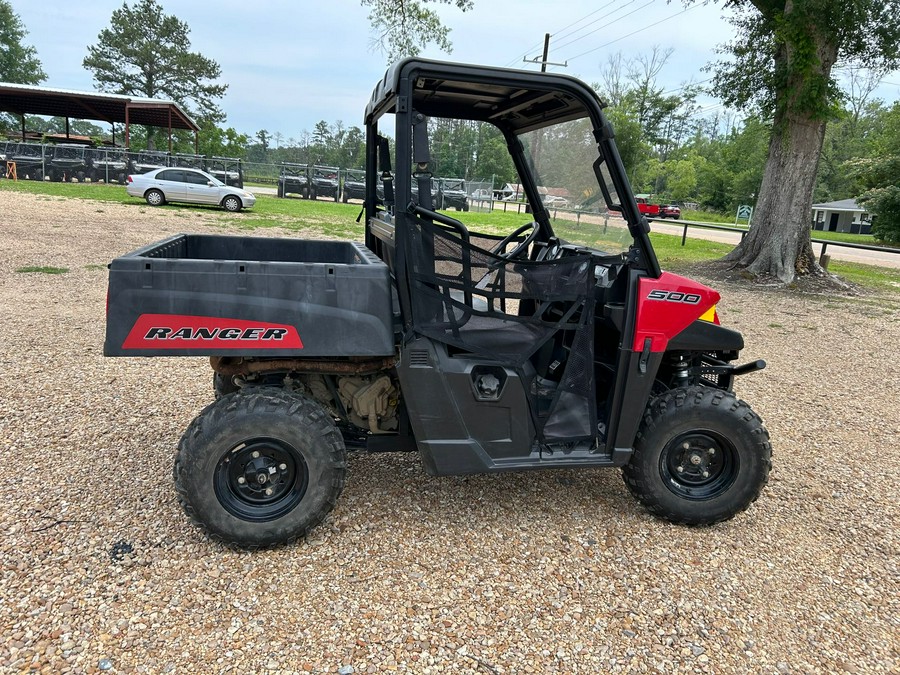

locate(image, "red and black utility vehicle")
[[105, 60, 771, 548]]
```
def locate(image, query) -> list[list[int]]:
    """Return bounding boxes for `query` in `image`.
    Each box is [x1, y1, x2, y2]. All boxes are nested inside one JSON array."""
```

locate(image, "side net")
[[407, 215, 597, 441]]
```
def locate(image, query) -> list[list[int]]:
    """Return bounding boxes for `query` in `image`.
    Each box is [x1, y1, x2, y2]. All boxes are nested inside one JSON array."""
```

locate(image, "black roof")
[[365, 58, 606, 134], [0, 82, 199, 132]]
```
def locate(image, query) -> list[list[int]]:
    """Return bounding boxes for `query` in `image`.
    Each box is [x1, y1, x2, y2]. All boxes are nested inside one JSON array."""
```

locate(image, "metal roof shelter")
[[0, 82, 199, 152]]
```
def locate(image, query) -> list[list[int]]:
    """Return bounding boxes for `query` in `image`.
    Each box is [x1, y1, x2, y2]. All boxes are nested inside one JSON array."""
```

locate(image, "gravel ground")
[[1, 190, 898, 674]]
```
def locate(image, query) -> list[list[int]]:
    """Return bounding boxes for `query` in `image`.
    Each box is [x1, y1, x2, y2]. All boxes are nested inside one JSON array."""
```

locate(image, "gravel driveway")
[[1, 191, 897, 674]]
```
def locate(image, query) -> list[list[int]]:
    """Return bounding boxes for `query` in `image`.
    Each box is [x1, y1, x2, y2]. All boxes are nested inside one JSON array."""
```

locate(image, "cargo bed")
[[104, 234, 395, 357]]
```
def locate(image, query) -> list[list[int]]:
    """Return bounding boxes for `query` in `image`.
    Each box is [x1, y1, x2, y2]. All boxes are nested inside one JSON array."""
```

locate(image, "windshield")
[[520, 117, 634, 255]]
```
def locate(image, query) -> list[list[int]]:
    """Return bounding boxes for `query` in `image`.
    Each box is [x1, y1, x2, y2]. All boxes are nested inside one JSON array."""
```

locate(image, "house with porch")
[[812, 198, 872, 234]]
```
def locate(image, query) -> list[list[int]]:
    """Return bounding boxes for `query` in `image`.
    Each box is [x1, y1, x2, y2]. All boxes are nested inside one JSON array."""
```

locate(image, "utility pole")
[[523, 33, 567, 71], [541, 33, 550, 73]]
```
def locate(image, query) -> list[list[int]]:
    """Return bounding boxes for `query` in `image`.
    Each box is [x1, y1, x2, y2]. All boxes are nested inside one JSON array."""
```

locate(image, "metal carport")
[[0, 82, 199, 152]]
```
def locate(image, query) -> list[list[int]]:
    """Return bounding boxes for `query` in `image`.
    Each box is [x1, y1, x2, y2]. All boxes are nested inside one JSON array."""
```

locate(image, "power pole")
[[541, 33, 550, 73], [523, 33, 567, 71]]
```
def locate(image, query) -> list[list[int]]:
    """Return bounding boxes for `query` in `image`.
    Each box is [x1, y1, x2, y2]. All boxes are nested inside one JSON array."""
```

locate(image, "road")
[[647, 218, 900, 270]]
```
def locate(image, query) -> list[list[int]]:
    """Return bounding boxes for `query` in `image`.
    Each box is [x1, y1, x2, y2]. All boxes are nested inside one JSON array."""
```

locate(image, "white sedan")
[[126, 167, 256, 212]]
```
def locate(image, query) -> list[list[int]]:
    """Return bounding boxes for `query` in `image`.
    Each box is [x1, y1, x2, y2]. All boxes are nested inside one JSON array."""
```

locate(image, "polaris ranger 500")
[[104, 60, 771, 548]]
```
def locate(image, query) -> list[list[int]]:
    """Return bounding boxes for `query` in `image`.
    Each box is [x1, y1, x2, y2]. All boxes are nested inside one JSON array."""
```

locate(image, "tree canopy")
[[0, 0, 46, 85], [83, 0, 226, 123], [362, 0, 473, 61]]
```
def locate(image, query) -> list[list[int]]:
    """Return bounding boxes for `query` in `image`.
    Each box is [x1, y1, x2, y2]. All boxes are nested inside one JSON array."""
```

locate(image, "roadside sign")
[[736, 205, 753, 225]]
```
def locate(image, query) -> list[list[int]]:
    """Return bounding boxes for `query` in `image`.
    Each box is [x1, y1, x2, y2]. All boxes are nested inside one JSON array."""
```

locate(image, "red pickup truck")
[[636, 197, 660, 218]]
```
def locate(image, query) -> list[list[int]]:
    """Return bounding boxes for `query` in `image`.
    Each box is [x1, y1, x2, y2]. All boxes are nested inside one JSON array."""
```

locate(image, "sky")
[[10, 0, 900, 141]]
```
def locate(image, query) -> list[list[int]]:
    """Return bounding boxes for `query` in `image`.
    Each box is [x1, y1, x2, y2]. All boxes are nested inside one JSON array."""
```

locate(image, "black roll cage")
[[363, 58, 661, 330]]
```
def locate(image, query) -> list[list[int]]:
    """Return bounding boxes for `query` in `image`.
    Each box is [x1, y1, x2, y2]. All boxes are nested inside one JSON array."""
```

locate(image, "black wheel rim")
[[659, 430, 738, 500], [214, 437, 309, 522]]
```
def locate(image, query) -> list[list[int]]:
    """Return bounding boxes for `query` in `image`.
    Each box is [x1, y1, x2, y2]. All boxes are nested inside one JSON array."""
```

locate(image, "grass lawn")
[[4, 179, 898, 295]]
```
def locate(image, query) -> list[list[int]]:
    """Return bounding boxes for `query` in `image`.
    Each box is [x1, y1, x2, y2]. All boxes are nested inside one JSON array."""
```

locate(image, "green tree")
[[846, 101, 900, 242], [707, 0, 900, 282], [197, 120, 248, 158], [854, 164, 900, 243], [0, 0, 45, 84], [362, 0, 473, 61], [83, 0, 227, 127]]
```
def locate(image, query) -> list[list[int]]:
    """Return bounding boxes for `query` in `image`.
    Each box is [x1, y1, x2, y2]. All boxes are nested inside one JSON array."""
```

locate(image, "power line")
[[501, 0, 631, 68], [661, 78, 713, 95], [553, 0, 635, 44], [563, 3, 700, 63], [552, 0, 652, 53]]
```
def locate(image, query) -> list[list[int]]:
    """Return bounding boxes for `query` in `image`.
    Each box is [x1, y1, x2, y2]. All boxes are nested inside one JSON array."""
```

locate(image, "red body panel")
[[122, 314, 304, 350], [633, 273, 720, 352]]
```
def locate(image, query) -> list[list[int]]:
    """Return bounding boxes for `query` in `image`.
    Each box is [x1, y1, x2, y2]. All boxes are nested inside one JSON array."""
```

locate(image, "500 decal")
[[647, 289, 702, 304]]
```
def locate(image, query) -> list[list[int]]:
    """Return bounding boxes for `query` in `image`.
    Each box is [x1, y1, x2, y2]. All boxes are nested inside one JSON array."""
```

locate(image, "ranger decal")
[[122, 314, 303, 350]]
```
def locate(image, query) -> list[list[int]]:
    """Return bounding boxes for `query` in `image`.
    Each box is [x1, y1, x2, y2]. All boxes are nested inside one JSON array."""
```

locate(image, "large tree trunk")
[[723, 110, 826, 282], [723, 19, 838, 284]]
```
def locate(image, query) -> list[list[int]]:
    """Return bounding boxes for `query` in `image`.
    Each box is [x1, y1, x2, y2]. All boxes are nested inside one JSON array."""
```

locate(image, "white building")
[[811, 199, 872, 234]]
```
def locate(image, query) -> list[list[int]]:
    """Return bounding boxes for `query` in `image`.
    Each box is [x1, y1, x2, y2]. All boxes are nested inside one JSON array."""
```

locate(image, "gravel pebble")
[[0, 190, 898, 673]]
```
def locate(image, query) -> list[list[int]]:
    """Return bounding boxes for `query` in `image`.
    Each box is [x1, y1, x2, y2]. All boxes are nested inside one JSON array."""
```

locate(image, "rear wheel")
[[175, 389, 346, 548], [145, 189, 165, 206], [222, 195, 242, 212], [622, 386, 771, 525]]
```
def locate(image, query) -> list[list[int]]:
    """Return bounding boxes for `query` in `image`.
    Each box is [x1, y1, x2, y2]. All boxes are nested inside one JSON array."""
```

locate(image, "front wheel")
[[175, 389, 347, 548], [222, 195, 242, 212], [622, 386, 771, 525]]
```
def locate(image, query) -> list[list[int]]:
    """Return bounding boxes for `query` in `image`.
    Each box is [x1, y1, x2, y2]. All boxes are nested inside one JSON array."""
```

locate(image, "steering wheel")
[[490, 221, 540, 260]]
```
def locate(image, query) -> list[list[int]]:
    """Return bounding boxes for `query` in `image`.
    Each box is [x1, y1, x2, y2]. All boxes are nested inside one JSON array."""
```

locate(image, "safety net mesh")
[[406, 214, 597, 441]]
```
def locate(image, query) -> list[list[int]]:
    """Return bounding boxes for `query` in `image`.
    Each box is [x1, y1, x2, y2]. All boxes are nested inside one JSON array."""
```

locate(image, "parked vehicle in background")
[[131, 150, 169, 175], [126, 167, 256, 212], [659, 204, 681, 219], [47, 144, 92, 182], [310, 165, 340, 201], [278, 163, 310, 199], [90, 148, 129, 184], [342, 169, 366, 202], [636, 197, 660, 218], [543, 195, 569, 209], [206, 156, 244, 188], [7, 142, 46, 180], [436, 178, 468, 211]]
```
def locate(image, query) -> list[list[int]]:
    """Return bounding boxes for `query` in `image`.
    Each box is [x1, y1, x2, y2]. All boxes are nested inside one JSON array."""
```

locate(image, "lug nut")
[[279, 463, 287, 471], [708, 448, 716, 455], [237, 476, 246, 485], [702, 471, 710, 478], [682, 442, 690, 450], [676, 466, 684, 473], [265, 488, 273, 496], [252, 451, 260, 458]]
